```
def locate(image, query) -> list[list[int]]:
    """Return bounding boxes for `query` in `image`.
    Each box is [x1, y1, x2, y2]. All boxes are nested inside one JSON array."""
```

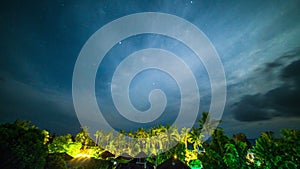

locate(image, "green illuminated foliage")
[[1, 115, 299, 169], [75, 126, 95, 149], [189, 159, 202, 169], [199, 127, 230, 169], [48, 134, 82, 157], [252, 130, 299, 169], [223, 141, 249, 169]]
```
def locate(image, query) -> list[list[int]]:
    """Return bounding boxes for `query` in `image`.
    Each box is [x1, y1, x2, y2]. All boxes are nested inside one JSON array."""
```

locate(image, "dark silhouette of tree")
[[0, 120, 47, 169], [199, 127, 230, 169], [278, 129, 300, 167], [233, 132, 251, 147], [1, 118, 299, 168], [44, 153, 67, 169]]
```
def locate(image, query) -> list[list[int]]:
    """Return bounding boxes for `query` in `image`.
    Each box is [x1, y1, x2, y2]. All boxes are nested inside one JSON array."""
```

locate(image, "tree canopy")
[[0, 114, 299, 169]]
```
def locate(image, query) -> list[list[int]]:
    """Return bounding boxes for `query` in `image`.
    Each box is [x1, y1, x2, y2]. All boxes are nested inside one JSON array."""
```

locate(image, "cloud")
[[232, 50, 300, 122], [0, 74, 80, 134]]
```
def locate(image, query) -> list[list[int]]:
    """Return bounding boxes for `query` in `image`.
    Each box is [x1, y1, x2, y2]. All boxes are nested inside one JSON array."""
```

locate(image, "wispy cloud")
[[0, 73, 79, 134]]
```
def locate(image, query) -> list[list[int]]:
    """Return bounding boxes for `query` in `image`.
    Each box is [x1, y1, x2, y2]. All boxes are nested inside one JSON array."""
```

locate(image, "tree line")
[[0, 113, 299, 169]]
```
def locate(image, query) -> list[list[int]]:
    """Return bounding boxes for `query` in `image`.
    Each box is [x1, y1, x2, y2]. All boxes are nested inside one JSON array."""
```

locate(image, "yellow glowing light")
[[74, 153, 91, 158], [246, 152, 255, 163], [174, 154, 177, 159]]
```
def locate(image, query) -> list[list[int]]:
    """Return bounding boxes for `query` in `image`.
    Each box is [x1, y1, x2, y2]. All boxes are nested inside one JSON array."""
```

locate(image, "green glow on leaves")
[[189, 159, 202, 169]]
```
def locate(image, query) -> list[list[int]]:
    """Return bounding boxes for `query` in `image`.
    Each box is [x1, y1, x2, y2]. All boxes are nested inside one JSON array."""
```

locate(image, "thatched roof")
[[116, 153, 133, 160], [157, 158, 190, 169], [100, 150, 115, 159], [116, 152, 154, 169], [134, 151, 148, 159]]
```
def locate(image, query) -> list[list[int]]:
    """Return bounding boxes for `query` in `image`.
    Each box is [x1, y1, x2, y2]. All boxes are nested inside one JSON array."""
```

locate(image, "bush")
[[0, 120, 47, 169], [44, 153, 68, 169]]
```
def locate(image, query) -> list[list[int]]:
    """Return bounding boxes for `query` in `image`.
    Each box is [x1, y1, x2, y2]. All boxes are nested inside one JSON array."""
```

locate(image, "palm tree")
[[150, 125, 168, 166], [104, 130, 114, 152], [196, 112, 208, 129], [149, 126, 162, 164], [164, 125, 180, 149], [127, 130, 135, 156], [196, 112, 221, 137], [114, 131, 126, 156], [75, 126, 93, 149], [180, 127, 191, 150], [188, 127, 202, 152], [94, 130, 101, 146], [135, 128, 149, 151], [157, 125, 168, 150]]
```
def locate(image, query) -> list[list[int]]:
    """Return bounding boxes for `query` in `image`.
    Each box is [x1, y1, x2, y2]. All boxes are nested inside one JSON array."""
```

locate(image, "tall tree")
[[197, 112, 221, 137], [0, 120, 48, 169], [233, 132, 251, 147], [278, 129, 300, 167], [199, 127, 230, 169], [188, 127, 202, 152], [180, 127, 191, 150], [165, 125, 180, 149], [223, 139, 250, 169], [252, 132, 283, 168], [252, 130, 299, 168], [75, 126, 94, 149]]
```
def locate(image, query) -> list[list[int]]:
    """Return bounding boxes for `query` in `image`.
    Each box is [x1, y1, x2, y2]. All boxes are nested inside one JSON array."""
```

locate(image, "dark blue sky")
[[0, 0, 299, 138]]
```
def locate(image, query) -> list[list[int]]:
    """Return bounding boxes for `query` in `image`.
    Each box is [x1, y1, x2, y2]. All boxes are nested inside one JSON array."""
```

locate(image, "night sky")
[[0, 0, 300, 138]]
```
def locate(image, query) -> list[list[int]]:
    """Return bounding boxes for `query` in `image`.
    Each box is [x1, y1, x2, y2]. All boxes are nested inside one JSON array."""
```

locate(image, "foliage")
[[223, 141, 249, 169], [252, 130, 299, 169], [48, 134, 82, 157], [278, 129, 300, 167], [89, 146, 104, 159], [0, 120, 48, 169], [185, 149, 198, 164], [75, 126, 95, 149], [199, 127, 230, 168], [188, 127, 202, 153], [1, 115, 300, 169], [252, 132, 280, 168], [44, 153, 68, 169], [233, 132, 251, 147], [48, 134, 72, 153], [189, 159, 203, 169]]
